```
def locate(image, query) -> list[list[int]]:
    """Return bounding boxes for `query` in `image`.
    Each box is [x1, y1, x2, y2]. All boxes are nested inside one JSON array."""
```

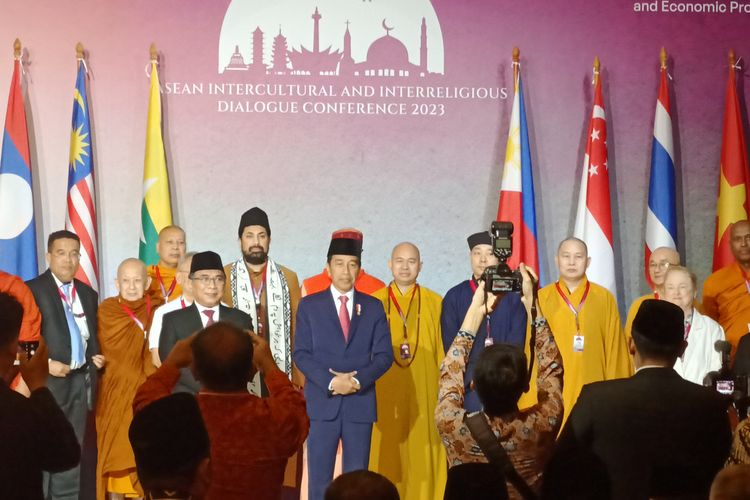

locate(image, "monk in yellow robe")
[[369, 242, 446, 500], [146, 225, 186, 302], [537, 237, 631, 427], [703, 220, 750, 350], [96, 258, 162, 499], [624, 247, 680, 340]]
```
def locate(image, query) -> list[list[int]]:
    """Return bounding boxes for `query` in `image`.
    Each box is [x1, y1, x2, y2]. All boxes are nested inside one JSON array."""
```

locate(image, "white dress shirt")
[[330, 286, 354, 319], [149, 296, 193, 350]]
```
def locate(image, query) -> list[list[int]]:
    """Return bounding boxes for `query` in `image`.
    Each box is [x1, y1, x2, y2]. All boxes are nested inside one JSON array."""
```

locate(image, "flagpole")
[[76, 42, 84, 60], [13, 38, 20, 60], [660, 47, 667, 70], [150, 43, 158, 63], [593, 56, 600, 85], [512, 46, 520, 83]]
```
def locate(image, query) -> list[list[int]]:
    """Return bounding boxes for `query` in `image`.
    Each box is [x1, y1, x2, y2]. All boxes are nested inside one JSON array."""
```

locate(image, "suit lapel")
[[186, 304, 204, 336], [44, 271, 70, 340], [347, 290, 362, 345], [74, 279, 97, 335], [324, 290, 348, 344]]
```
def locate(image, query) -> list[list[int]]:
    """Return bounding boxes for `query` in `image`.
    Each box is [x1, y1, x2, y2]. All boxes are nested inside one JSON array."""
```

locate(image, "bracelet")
[[457, 330, 476, 341], [532, 316, 547, 329]]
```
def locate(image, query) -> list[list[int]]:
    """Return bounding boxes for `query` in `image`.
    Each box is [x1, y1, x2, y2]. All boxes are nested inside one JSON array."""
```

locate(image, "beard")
[[243, 247, 268, 265]]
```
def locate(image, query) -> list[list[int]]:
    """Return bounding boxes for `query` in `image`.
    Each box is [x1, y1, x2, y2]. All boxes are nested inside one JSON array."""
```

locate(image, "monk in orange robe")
[[0, 270, 41, 393], [301, 228, 385, 296], [96, 258, 162, 499], [146, 225, 186, 302], [703, 220, 750, 350]]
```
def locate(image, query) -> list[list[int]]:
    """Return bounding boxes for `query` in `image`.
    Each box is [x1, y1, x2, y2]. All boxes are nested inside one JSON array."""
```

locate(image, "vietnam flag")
[[574, 58, 617, 296], [713, 50, 750, 271], [139, 44, 173, 265]]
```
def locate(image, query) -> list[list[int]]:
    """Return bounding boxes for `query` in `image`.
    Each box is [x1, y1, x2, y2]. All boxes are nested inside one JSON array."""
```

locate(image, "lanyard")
[[180, 297, 187, 309], [386, 283, 421, 368], [119, 296, 152, 334], [59, 284, 85, 318], [154, 266, 177, 300], [250, 266, 267, 334], [684, 310, 693, 341], [387, 284, 420, 340], [555, 280, 591, 333]]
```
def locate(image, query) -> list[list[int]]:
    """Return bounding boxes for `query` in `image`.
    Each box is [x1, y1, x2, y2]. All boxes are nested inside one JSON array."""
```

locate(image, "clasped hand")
[[329, 369, 359, 395]]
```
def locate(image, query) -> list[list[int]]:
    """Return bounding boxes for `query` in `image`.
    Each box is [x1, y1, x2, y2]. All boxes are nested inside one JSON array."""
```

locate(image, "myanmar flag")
[[139, 49, 172, 265]]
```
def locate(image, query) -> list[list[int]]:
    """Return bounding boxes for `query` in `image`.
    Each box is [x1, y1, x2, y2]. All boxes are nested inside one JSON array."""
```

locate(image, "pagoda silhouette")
[[224, 6, 434, 78]]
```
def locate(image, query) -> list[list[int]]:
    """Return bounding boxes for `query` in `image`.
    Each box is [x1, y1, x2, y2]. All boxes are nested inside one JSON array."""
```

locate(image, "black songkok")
[[190, 251, 224, 275], [633, 299, 684, 346], [237, 207, 271, 238], [467, 231, 493, 250], [327, 230, 363, 259]]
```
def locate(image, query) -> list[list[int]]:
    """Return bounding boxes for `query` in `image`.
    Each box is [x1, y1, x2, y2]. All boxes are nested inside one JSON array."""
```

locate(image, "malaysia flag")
[[645, 56, 678, 282], [65, 52, 99, 290], [574, 60, 617, 296], [496, 58, 541, 281], [0, 42, 38, 280]]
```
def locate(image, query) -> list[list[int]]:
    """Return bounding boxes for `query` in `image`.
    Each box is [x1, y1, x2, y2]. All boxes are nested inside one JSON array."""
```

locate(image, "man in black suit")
[[543, 299, 732, 500], [0, 291, 81, 500], [159, 251, 253, 393], [26, 230, 104, 500]]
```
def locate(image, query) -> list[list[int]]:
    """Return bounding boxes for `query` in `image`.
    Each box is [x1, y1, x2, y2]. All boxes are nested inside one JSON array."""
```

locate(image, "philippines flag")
[[497, 65, 542, 281], [65, 53, 99, 290], [574, 60, 617, 296], [0, 43, 38, 280], [645, 59, 678, 283]]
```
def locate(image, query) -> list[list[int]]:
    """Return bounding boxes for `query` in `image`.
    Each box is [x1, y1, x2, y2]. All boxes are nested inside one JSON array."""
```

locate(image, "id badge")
[[484, 336, 494, 347], [400, 342, 411, 360], [573, 334, 585, 352]]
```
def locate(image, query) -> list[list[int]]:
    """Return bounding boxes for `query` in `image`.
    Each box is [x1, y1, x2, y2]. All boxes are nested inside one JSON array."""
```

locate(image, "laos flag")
[[0, 53, 38, 280]]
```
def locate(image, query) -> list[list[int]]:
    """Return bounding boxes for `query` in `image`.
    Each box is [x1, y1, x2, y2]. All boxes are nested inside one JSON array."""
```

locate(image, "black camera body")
[[482, 221, 522, 293], [705, 340, 749, 419]]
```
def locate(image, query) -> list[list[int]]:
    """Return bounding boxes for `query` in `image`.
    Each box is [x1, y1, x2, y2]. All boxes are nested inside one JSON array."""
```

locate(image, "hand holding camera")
[[19, 337, 50, 393]]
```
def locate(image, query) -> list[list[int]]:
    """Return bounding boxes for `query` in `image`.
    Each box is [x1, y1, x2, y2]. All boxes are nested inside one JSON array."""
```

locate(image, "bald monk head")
[[648, 247, 680, 291], [731, 220, 750, 268], [388, 242, 422, 292], [555, 237, 590, 288], [710, 464, 750, 500], [156, 225, 186, 269], [116, 258, 151, 302], [191, 322, 254, 392]]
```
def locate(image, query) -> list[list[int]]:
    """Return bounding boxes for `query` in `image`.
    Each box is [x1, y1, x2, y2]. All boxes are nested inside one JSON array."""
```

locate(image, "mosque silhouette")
[[225, 6, 433, 78]]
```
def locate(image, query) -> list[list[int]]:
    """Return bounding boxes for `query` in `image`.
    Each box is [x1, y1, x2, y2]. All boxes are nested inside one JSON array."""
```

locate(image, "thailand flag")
[[574, 66, 617, 296], [66, 57, 99, 290], [497, 70, 541, 281], [0, 53, 38, 280], [645, 65, 678, 282]]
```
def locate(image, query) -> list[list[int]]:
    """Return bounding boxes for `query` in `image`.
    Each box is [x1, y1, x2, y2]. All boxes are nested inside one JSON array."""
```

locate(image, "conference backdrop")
[[1, 0, 749, 309]]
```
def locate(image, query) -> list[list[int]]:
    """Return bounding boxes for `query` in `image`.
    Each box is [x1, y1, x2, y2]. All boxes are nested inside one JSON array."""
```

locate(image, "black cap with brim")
[[190, 251, 224, 275], [467, 231, 492, 250], [128, 393, 209, 485], [238, 207, 270, 238], [327, 238, 362, 259], [633, 299, 684, 345]]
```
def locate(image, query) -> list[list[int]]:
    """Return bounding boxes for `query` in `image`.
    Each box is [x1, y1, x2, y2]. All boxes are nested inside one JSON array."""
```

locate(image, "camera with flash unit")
[[481, 221, 523, 293]]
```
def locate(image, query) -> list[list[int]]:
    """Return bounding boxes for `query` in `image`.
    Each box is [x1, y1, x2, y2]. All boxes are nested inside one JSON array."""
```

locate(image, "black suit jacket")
[[159, 304, 253, 393], [26, 269, 99, 408], [543, 368, 731, 500], [0, 384, 81, 500]]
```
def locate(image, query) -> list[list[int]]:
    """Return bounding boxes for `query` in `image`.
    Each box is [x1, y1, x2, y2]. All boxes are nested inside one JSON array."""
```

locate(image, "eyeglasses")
[[191, 275, 226, 286], [648, 262, 671, 271]]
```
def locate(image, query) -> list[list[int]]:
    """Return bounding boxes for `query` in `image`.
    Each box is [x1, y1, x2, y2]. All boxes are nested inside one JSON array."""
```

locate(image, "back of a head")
[[0, 291, 23, 347], [445, 463, 509, 500], [325, 470, 399, 500], [632, 299, 685, 362], [710, 465, 750, 500], [473, 344, 528, 417], [129, 393, 209, 495], [191, 321, 253, 391]]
